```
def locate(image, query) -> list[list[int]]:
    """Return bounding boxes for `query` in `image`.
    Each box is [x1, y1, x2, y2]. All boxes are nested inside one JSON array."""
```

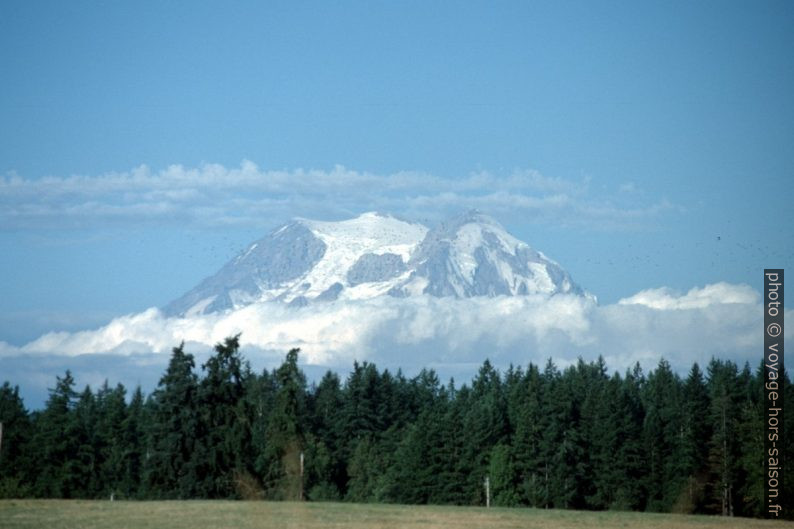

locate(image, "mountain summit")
[[164, 211, 587, 317]]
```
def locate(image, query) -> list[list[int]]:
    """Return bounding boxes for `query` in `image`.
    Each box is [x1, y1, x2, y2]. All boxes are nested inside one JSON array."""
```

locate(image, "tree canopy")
[[0, 338, 790, 519]]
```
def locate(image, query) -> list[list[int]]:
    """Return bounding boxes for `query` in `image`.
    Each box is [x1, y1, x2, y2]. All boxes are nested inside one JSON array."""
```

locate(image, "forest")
[[0, 335, 791, 519]]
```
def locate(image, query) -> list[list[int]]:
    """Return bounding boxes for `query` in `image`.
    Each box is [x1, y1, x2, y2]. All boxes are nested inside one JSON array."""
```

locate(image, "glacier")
[[164, 210, 589, 317]]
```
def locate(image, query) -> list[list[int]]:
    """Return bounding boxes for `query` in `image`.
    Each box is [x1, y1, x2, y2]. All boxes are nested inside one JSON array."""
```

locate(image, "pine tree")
[[510, 363, 547, 506], [434, 383, 470, 505], [0, 383, 33, 498], [306, 371, 345, 499], [705, 358, 741, 516], [734, 362, 764, 516], [676, 362, 710, 512], [93, 382, 129, 499], [380, 395, 447, 504], [120, 386, 146, 498], [144, 343, 200, 498], [575, 357, 609, 509], [587, 371, 621, 509], [458, 360, 507, 504], [642, 358, 683, 511], [489, 443, 519, 506], [345, 435, 388, 502], [70, 385, 99, 498], [343, 362, 384, 442], [32, 371, 78, 497], [608, 364, 647, 510], [259, 348, 306, 500], [546, 365, 586, 509], [195, 335, 250, 498]]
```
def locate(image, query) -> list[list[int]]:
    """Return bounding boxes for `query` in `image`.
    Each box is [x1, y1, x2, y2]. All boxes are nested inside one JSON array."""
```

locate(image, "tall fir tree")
[[32, 371, 78, 498], [510, 363, 545, 506], [95, 382, 129, 499], [259, 348, 306, 500], [144, 343, 200, 498], [0, 383, 33, 498], [306, 371, 345, 499], [642, 358, 684, 512], [120, 386, 146, 498], [705, 358, 741, 516], [194, 335, 251, 498], [677, 362, 711, 512]]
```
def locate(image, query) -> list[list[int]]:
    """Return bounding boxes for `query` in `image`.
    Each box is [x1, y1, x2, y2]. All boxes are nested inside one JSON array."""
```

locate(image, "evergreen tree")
[[575, 357, 609, 509], [245, 367, 277, 498], [380, 394, 447, 504], [459, 360, 507, 504], [0, 383, 33, 498], [306, 371, 345, 499], [120, 386, 146, 498], [195, 335, 251, 498], [32, 371, 78, 497], [95, 382, 129, 499], [0, 340, 786, 518], [259, 348, 306, 500], [70, 385, 99, 498], [608, 364, 647, 510], [144, 343, 200, 498], [511, 363, 546, 507], [546, 365, 586, 509], [489, 443, 519, 506], [677, 362, 711, 512], [345, 435, 388, 502], [642, 359, 683, 511], [734, 362, 764, 517], [705, 358, 741, 516], [343, 362, 385, 443], [586, 371, 622, 509]]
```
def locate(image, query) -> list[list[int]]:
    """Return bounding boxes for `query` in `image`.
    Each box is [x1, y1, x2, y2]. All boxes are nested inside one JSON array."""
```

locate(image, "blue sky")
[[1, 1, 793, 406]]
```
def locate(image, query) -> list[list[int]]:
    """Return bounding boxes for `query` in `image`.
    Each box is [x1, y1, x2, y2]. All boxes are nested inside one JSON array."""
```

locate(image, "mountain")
[[164, 211, 588, 317]]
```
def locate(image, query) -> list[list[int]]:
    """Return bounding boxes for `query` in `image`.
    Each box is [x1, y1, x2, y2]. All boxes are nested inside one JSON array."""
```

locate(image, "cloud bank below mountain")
[[3, 282, 777, 377]]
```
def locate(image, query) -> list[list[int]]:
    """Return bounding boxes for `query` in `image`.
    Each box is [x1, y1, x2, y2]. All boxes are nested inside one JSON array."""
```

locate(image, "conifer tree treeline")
[[0, 337, 791, 518]]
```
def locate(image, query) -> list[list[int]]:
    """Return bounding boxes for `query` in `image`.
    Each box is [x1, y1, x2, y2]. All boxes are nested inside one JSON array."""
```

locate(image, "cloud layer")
[[3, 282, 776, 377], [1, 162, 674, 232]]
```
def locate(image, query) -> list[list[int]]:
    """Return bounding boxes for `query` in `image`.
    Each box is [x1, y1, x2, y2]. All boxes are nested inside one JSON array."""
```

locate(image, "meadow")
[[1, 500, 792, 529]]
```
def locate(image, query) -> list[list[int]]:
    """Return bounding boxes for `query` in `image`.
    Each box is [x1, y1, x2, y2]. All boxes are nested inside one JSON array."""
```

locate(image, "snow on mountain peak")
[[164, 211, 587, 317], [291, 212, 427, 301]]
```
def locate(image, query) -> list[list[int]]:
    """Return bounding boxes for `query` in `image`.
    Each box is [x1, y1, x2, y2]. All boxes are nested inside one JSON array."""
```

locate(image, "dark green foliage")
[[0, 339, 789, 520], [704, 358, 742, 516], [259, 347, 307, 500], [144, 343, 200, 498], [489, 443, 519, 506], [606, 365, 647, 510], [32, 371, 78, 497], [677, 363, 710, 512], [306, 371, 345, 498], [194, 335, 251, 498], [642, 359, 684, 512], [0, 383, 33, 497], [510, 363, 546, 507], [120, 386, 146, 498]]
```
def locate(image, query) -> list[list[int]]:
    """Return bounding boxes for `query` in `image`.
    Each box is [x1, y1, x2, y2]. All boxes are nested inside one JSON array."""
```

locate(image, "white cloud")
[[4, 283, 780, 378], [0, 162, 674, 232], [617, 282, 759, 310]]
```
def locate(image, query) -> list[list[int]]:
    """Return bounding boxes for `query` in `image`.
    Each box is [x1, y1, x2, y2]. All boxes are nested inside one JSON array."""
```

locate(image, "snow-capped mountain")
[[164, 211, 587, 317]]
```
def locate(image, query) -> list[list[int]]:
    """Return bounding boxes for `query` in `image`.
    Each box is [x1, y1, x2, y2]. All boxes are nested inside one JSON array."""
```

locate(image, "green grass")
[[0, 500, 791, 529]]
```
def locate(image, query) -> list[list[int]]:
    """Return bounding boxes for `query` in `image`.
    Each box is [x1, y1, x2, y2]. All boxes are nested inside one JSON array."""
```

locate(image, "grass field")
[[1, 500, 792, 529]]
